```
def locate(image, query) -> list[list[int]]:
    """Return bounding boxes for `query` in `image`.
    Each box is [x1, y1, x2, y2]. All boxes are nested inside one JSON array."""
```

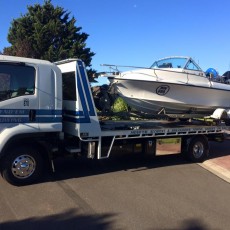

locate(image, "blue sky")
[[1, 0, 230, 82]]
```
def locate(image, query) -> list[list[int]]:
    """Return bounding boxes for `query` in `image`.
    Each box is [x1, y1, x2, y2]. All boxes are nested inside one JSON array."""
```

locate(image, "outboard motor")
[[223, 71, 230, 84], [92, 84, 114, 112]]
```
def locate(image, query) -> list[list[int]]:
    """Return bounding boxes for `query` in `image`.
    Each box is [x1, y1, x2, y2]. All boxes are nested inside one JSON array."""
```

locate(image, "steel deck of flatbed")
[[98, 120, 226, 139]]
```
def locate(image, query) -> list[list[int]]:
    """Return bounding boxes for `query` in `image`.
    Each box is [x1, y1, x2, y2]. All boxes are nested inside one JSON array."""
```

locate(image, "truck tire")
[[1, 146, 44, 186], [185, 136, 209, 163]]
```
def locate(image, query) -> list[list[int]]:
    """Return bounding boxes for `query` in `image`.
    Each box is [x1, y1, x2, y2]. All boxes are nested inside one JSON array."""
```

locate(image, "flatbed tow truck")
[[0, 55, 227, 185]]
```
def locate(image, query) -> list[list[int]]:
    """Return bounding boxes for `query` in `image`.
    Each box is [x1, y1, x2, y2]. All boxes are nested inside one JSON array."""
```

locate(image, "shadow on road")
[[0, 208, 211, 230], [0, 208, 116, 230], [209, 140, 230, 159], [49, 152, 190, 182], [43, 140, 230, 183]]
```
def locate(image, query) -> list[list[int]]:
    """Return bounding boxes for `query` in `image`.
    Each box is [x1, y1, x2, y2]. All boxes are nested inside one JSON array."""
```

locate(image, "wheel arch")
[[0, 134, 52, 167]]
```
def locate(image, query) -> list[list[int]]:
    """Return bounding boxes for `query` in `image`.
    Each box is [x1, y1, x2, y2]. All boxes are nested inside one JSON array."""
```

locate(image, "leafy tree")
[[3, 0, 96, 81]]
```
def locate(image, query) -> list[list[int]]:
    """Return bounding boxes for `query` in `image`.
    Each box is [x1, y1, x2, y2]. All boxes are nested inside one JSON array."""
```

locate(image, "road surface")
[[0, 141, 230, 230]]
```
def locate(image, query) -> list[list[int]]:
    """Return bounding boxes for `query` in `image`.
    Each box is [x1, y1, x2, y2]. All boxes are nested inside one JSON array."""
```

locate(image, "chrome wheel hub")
[[193, 142, 204, 158], [12, 155, 36, 179]]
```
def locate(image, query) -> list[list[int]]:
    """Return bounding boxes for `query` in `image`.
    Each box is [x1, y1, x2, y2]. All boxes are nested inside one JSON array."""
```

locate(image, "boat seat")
[[158, 63, 172, 68]]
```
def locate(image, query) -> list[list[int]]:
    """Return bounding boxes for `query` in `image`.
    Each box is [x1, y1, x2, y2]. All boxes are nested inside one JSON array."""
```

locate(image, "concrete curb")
[[199, 161, 230, 183]]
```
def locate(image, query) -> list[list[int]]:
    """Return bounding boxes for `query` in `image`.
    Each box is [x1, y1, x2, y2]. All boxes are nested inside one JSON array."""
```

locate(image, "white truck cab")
[[0, 55, 62, 135]]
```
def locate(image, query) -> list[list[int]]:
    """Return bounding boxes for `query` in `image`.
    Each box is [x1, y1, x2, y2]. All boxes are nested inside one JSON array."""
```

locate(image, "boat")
[[104, 56, 230, 118]]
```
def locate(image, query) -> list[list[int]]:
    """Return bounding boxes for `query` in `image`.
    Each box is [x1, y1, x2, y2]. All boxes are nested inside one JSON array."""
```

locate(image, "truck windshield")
[[0, 63, 35, 102]]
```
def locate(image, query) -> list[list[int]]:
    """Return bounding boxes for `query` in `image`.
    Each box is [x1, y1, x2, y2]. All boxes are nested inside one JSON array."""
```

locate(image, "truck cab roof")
[[0, 55, 53, 65]]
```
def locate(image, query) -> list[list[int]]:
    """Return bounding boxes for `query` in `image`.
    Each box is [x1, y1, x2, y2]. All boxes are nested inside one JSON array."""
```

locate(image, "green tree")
[[3, 0, 96, 80]]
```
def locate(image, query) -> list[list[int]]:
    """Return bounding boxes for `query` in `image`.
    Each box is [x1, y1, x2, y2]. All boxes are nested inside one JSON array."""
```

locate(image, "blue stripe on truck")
[[0, 109, 62, 123]]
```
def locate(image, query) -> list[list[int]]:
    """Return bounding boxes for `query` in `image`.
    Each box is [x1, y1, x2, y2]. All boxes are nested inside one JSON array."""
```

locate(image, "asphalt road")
[[0, 142, 230, 230]]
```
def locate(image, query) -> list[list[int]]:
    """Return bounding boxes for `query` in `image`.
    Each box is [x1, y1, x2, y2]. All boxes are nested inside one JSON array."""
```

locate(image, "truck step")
[[65, 146, 81, 154]]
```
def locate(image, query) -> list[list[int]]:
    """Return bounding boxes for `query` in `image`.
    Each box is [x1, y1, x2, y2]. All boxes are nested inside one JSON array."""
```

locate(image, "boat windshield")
[[150, 57, 201, 70]]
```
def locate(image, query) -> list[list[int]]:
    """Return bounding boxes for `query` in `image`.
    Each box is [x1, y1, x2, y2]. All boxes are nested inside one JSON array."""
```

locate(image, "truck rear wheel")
[[185, 136, 209, 163], [1, 146, 44, 186]]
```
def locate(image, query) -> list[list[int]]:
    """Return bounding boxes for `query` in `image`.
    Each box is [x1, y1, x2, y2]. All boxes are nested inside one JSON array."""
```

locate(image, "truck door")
[[0, 62, 39, 134]]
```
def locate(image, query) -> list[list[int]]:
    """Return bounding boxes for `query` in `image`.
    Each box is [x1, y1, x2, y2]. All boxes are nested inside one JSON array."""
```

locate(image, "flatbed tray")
[[100, 119, 223, 131]]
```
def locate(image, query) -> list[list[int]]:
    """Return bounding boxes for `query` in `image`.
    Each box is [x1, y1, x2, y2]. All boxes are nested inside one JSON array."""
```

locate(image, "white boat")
[[105, 56, 230, 117]]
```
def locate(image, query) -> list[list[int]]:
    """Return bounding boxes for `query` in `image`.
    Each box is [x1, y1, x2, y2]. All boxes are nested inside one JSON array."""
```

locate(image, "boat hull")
[[109, 78, 230, 116]]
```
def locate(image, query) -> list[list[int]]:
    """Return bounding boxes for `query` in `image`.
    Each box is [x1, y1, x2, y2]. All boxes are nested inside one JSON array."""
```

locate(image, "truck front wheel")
[[1, 146, 44, 186]]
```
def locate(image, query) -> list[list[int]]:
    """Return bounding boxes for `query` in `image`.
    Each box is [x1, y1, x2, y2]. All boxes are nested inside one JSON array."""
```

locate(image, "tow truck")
[[0, 55, 227, 185]]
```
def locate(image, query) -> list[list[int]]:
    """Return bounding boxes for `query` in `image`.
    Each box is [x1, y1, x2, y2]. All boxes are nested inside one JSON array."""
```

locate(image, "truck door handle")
[[29, 110, 36, 122]]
